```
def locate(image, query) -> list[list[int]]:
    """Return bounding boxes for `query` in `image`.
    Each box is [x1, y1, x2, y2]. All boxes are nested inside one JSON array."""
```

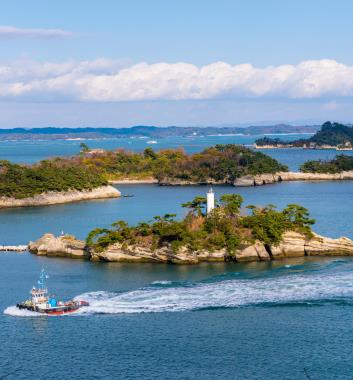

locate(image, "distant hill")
[[0, 124, 319, 141], [309, 121, 353, 145], [255, 122, 353, 148]]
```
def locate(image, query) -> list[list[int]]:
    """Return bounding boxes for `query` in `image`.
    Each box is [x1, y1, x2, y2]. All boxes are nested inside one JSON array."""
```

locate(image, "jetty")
[[0, 245, 28, 252]]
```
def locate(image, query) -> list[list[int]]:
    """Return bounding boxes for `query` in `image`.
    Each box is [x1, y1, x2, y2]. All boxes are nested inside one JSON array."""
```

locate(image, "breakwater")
[[0, 245, 27, 252]]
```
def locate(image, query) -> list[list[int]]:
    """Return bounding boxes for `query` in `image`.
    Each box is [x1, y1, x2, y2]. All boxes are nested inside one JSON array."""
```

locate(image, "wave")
[[73, 269, 353, 315], [151, 281, 173, 285], [4, 306, 41, 317]]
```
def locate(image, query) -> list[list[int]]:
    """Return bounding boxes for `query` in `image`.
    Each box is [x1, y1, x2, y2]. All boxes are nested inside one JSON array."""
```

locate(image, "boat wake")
[[73, 269, 353, 315], [5, 261, 353, 317], [4, 306, 41, 317]]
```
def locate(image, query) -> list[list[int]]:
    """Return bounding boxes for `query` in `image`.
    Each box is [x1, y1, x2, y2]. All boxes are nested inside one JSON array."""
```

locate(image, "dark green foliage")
[[300, 155, 353, 173], [182, 196, 207, 216], [256, 121, 353, 148], [282, 204, 315, 235], [86, 194, 314, 254], [243, 203, 314, 246], [80, 142, 90, 153], [310, 122, 353, 146], [242, 205, 289, 246], [0, 159, 107, 199], [220, 194, 243, 215], [80, 144, 288, 182]]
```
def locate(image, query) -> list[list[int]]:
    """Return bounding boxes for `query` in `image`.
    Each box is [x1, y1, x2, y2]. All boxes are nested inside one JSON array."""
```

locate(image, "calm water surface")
[[2, 135, 353, 379]]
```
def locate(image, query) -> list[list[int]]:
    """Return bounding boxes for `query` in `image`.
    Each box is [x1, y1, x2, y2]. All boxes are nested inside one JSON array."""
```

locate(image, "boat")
[[16, 269, 89, 315]]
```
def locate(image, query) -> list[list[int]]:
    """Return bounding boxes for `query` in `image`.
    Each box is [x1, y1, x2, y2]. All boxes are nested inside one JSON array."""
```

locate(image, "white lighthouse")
[[206, 187, 215, 215]]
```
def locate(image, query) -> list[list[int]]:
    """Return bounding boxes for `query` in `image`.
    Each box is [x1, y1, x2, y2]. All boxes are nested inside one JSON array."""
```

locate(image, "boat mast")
[[37, 269, 48, 290]]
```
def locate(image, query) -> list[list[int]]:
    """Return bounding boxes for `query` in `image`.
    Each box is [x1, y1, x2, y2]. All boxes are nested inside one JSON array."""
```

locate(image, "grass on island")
[[86, 194, 315, 255]]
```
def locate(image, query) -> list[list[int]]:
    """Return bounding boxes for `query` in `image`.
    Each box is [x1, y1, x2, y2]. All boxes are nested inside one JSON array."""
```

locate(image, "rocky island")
[[28, 194, 353, 264], [255, 121, 353, 150], [0, 158, 120, 208]]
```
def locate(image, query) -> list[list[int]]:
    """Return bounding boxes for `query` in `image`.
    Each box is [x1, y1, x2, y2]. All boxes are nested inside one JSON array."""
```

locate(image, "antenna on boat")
[[37, 269, 49, 289]]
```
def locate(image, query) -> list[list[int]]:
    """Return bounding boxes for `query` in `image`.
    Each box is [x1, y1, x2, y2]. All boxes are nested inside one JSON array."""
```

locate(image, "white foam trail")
[[4, 306, 41, 317], [151, 281, 172, 285], [75, 270, 353, 315]]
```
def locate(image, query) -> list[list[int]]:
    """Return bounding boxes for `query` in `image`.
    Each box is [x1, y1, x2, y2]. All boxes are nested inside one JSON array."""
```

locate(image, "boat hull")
[[16, 301, 89, 315]]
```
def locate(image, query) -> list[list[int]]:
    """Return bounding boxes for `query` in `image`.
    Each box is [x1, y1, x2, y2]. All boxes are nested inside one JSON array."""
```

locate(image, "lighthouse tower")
[[206, 187, 215, 215]]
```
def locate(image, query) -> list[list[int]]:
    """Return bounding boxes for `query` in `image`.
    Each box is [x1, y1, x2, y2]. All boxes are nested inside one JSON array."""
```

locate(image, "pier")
[[0, 245, 28, 252]]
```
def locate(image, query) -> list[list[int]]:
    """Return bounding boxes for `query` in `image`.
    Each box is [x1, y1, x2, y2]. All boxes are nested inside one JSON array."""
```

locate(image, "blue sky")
[[1, 0, 353, 127]]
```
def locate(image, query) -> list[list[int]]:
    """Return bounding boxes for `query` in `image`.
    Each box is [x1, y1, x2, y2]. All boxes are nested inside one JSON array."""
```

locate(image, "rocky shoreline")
[[109, 178, 158, 184], [28, 231, 353, 264], [234, 171, 353, 186], [110, 171, 353, 187], [0, 185, 121, 208]]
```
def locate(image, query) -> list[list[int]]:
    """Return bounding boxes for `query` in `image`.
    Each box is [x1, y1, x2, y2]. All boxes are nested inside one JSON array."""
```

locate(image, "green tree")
[[182, 196, 207, 216], [282, 204, 315, 234], [80, 142, 90, 153], [220, 194, 244, 215]]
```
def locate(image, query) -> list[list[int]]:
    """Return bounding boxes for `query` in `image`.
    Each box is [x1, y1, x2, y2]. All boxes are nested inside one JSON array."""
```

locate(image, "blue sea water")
[[2, 134, 353, 379]]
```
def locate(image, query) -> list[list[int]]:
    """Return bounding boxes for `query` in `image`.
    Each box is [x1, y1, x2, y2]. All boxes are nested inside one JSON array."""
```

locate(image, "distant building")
[[207, 187, 215, 215]]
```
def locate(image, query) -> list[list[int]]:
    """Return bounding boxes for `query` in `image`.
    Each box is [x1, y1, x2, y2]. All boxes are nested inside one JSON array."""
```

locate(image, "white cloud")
[[1, 58, 353, 102], [0, 26, 73, 38]]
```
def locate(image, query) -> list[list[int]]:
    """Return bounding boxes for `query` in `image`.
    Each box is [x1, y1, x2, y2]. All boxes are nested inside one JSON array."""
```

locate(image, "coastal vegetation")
[[0, 159, 107, 199], [255, 121, 353, 148], [80, 144, 288, 183], [0, 144, 288, 199], [300, 155, 353, 173], [85, 194, 315, 256]]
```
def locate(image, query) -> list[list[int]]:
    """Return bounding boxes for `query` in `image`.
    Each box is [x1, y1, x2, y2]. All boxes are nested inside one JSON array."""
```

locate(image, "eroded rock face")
[[90, 243, 224, 264], [28, 230, 353, 264], [234, 171, 353, 187], [305, 233, 353, 256], [234, 241, 270, 262], [271, 231, 306, 258], [233, 176, 255, 187], [29, 233, 88, 259]]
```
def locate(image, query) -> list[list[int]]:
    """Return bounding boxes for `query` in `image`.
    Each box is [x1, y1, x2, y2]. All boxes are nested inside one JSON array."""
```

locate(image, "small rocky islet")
[[28, 193, 353, 265], [28, 230, 353, 264]]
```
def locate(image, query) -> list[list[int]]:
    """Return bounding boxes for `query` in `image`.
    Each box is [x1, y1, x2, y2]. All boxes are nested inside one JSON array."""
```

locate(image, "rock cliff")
[[29, 233, 88, 259], [0, 185, 121, 208], [29, 230, 353, 263], [234, 171, 353, 186]]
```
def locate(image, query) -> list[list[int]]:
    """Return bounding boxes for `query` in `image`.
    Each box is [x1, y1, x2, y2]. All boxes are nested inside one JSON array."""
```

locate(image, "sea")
[[2, 133, 353, 379]]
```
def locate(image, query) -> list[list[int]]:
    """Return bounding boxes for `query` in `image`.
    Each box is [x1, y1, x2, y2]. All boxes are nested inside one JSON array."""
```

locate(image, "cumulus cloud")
[[0, 26, 73, 38], [1, 58, 353, 102]]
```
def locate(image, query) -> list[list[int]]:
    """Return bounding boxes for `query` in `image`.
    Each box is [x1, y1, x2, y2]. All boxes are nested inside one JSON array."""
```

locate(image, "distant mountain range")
[[0, 124, 320, 141]]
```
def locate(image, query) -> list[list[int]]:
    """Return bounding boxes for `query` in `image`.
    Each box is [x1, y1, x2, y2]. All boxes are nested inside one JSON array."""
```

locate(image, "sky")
[[1, 0, 353, 128]]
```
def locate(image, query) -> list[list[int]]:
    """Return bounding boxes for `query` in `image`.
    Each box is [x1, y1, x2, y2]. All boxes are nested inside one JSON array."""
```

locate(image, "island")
[[29, 194, 353, 264], [79, 144, 288, 184], [255, 121, 353, 150], [0, 159, 120, 208], [0, 145, 288, 208], [0, 124, 319, 141], [4, 143, 353, 206]]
